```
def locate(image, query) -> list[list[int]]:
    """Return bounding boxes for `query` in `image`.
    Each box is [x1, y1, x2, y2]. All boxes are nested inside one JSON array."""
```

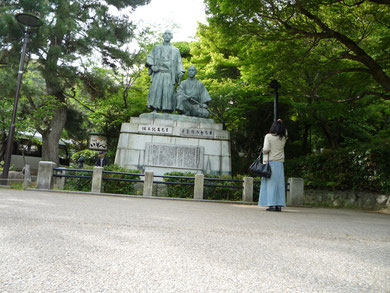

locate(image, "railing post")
[[54, 168, 66, 190], [37, 161, 56, 189], [91, 166, 103, 193], [23, 164, 31, 190], [194, 174, 204, 200], [287, 177, 304, 205], [243, 176, 254, 202], [143, 171, 154, 197]]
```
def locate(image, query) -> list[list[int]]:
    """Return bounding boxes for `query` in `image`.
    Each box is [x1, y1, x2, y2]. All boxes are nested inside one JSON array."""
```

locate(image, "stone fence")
[[304, 189, 390, 210], [35, 161, 305, 204]]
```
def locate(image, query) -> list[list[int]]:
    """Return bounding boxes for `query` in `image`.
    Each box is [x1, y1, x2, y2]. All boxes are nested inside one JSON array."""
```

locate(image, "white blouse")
[[262, 133, 287, 163]]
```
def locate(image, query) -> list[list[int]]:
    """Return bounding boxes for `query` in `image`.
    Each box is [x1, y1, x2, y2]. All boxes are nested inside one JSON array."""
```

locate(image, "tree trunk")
[[302, 124, 310, 154], [319, 122, 339, 149], [41, 106, 67, 165]]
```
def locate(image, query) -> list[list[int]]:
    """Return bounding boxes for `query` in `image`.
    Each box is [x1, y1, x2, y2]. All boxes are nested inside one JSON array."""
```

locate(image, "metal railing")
[[37, 162, 304, 204], [204, 177, 243, 189], [52, 167, 249, 200], [53, 168, 93, 179]]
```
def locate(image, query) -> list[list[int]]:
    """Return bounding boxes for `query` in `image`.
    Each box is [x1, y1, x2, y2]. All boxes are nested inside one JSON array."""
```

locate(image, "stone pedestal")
[[114, 113, 231, 176]]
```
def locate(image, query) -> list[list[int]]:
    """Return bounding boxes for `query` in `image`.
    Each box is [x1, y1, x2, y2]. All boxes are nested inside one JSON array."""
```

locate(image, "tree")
[[203, 0, 390, 150], [0, 0, 150, 164], [205, 0, 390, 99], [77, 65, 149, 157], [186, 24, 296, 173]]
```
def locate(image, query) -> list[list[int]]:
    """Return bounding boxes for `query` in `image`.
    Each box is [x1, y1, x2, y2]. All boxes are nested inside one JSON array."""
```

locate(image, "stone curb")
[[28, 188, 258, 205]]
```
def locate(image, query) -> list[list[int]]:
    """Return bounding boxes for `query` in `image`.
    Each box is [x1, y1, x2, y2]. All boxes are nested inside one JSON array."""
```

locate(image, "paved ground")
[[0, 188, 389, 293]]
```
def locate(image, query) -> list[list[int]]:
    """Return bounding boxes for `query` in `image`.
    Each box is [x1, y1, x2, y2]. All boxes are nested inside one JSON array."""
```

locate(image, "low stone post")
[[37, 161, 57, 189], [287, 177, 304, 205], [54, 168, 66, 190], [194, 174, 204, 200], [243, 176, 254, 202], [91, 166, 103, 193], [143, 171, 154, 197], [23, 164, 31, 190]]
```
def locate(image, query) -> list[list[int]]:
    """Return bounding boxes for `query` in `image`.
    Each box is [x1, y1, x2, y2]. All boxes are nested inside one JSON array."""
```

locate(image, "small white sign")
[[214, 131, 229, 140], [89, 134, 107, 150], [138, 125, 173, 134]]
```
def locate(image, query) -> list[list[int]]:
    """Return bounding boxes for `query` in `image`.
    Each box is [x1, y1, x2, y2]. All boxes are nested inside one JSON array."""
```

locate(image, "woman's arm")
[[262, 134, 271, 154]]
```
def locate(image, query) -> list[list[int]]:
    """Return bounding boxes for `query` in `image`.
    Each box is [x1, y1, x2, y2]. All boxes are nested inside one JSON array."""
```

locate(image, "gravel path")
[[1, 189, 389, 292]]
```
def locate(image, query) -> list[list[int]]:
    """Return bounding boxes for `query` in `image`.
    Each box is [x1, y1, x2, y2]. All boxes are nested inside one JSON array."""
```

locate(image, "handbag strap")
[[258, 147, 270, 163]]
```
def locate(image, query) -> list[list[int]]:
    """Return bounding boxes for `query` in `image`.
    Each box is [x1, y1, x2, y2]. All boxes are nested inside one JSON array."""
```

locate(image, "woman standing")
[[259, 119, 288, 212]]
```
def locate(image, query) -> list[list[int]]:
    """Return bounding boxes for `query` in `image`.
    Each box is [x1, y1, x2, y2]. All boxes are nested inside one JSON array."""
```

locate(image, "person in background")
[[96, 151, 109, 167], [77, 156, 85, 168], [258, 119, 288, 212]]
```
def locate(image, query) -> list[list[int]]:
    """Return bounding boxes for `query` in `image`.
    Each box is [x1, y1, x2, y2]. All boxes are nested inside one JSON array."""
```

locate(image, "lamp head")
[[269, 79, 281, 90], [15, 13, 43, 27]]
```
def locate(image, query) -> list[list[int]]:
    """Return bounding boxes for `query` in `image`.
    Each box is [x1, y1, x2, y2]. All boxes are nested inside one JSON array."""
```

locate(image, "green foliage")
[[163, 171, 247, 201], [187, 24, 298, 174], [64, 108, 90, 141], [163, 171, 196, 198], [200, 0, 390, 159], [63, 166, 93, 192], [102, 164, 141, 194], [71, 149, 99, 166], [203, 174, 244, 201], [173, 42, 192, 60], [63, 164, 141, 194], [285, 142, 390, 194], [80, 65, 149, 158], [0, 0, 151, 162]]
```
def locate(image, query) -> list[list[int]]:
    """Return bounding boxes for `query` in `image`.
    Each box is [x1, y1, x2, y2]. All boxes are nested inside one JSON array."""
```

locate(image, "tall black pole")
[[273, 88, 279, 122], [269, 79, 281, 122], [1, 27, 30, 185]]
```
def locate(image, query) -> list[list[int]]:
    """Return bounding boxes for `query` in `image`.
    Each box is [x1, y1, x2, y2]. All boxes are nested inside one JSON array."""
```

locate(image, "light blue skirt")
[[258, 161, 286, 207]]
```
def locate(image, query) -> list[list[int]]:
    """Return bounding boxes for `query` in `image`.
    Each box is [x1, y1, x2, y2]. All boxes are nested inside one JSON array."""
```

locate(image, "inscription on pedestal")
[[145, 143, 203, 169], [138, 125, 173, 134], [180, 128, 214, 138]]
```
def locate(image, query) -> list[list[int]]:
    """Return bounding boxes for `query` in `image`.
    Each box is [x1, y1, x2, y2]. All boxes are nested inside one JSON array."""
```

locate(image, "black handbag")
[[249, 153, 272, 178]]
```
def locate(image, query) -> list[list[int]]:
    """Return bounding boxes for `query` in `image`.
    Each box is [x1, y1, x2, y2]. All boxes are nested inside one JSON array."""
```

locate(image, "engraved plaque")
[[138, 124, 173, 134], [145, 143, 203, 169], [214, 130, 229, 140], [179, 128, 214, 138]]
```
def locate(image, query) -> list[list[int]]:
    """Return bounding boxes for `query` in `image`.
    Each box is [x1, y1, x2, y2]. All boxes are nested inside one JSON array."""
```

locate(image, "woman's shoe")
[[266, 206, 277, 211], [275, 206, 282, 212]]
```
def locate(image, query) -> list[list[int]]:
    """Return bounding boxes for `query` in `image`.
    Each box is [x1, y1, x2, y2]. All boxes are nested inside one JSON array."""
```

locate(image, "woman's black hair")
[[269, 120, 286, 139]]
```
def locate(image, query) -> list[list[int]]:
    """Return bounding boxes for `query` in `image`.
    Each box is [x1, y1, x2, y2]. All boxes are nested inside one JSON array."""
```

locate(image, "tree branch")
[[26, 96, 44, 133], [311, 67, 370, 94], [318, 91, 390, 103], [368, 0, 390, 4], [294, 0, 390, 91]]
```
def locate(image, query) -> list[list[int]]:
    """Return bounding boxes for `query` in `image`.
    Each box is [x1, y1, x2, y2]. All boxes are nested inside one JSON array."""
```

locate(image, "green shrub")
[[71, 149, 99, 166], [102, 164, 141, 194], [163, 171, 196, 198], [63, 164, 141, 194], [63, 166, 93, 192], [163, 171, 248, 201], [203, 174, 243, 201], [284, 142, 390, 194]]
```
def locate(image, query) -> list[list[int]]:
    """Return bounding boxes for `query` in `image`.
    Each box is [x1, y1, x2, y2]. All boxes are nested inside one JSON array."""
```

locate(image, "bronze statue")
[[146, 30, 185, 113], [176, 65, 211, 118]]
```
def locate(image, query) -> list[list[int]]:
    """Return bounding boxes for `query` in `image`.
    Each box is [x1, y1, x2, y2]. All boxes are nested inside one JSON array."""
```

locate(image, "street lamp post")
[[1, 13, 42, 185], [269, 79, 281, 122]]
